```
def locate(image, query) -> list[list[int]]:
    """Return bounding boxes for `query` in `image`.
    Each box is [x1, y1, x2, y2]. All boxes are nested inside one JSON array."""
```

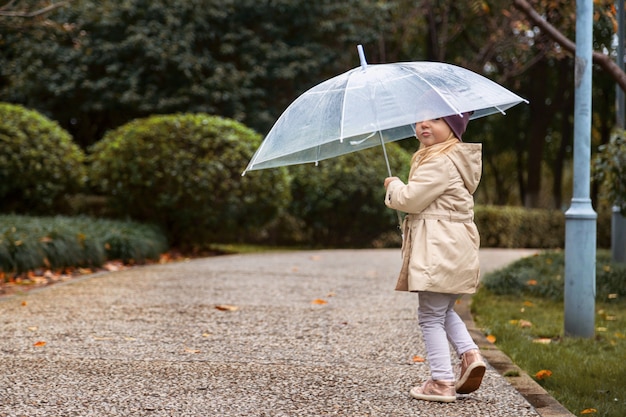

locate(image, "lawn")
[[472, 251, 626, 417]]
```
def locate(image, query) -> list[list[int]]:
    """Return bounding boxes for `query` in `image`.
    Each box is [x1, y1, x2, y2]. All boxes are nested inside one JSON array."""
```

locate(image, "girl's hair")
[[411, 134, 460, 166]]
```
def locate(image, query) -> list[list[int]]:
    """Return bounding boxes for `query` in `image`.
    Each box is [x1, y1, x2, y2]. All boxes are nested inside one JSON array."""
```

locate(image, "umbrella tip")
[[357, 44, 367, 70]]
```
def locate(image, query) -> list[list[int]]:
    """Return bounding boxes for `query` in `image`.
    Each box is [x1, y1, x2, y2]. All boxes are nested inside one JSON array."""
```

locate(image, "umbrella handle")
[[378, 130, 404, 236]]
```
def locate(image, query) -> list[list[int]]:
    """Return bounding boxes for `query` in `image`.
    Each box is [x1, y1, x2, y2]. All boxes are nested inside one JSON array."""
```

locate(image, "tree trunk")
[[525, 62, 552, 208]]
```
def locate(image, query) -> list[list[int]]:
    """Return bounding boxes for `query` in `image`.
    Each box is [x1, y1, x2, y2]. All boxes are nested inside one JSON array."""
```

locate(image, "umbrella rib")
[[400, 64, 463, 117], [339, 68, 360, 143]]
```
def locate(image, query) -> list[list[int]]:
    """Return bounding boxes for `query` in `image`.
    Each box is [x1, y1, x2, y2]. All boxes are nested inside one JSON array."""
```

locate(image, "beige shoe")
[[455, 349, 486, 394], [410, 379, 456, 402]]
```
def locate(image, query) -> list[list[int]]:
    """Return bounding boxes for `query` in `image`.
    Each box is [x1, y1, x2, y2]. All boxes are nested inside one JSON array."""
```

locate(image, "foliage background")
[[0, 0, 623, 248]]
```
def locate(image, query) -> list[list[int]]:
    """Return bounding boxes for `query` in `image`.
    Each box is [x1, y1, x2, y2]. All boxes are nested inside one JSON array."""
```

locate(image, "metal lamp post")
[[614, 0, 626, 264], [564, 0, 597, 338]]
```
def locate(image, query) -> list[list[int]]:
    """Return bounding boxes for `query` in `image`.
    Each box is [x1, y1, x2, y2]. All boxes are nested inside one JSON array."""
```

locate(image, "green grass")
[[473, 251, 626, 417]]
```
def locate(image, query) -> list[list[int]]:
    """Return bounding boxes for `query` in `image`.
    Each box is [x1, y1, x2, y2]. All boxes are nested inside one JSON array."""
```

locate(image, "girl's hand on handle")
[[384, 176, 400, 189]]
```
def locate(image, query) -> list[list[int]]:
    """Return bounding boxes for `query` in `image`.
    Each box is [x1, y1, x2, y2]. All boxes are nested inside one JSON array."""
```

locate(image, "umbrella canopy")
[[243, 46, 527, 174]]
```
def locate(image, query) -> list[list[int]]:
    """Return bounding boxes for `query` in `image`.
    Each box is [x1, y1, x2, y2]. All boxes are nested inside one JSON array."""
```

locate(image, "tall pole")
[[564, 0, 597, 338], [613, 0, 626, 263]]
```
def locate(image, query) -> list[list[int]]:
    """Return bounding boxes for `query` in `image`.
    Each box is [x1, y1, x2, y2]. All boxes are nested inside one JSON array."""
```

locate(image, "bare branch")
[[513, 0, 626, 92], [0, 1, 70, 18], [0, 1, 19, 12]]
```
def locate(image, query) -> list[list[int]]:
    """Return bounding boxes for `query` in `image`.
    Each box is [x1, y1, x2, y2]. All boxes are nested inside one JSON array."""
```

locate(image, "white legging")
[[417, 291, 478, 381]]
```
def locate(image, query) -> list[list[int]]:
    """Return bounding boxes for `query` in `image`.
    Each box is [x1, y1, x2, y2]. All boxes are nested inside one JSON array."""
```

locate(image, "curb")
[[457, 294, 576, 417]]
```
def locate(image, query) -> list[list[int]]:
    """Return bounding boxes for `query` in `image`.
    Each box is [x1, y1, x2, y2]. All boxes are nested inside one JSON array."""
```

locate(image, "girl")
[[383, 113, 486, 403]]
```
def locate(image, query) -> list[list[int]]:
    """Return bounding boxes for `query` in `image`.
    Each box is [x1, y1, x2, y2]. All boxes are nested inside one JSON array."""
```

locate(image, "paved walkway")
[[0, 248, 571, 416]]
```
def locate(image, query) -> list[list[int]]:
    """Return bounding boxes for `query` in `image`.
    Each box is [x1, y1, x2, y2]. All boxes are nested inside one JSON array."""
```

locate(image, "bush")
[[0, 103, 86, 214], [482, 250, 626, 302], [0, 215, 167, 274], [593, 129, 626, 215], [88, 113, 290, 248], [475, 204, 611, 249], [286, 143, 411, 247]]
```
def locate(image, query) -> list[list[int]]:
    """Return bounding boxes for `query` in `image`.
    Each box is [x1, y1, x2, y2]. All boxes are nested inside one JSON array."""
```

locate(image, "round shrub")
[[287, 143, 411, 247], [88, 113, 290, 248], [0, 103, 86, 214]]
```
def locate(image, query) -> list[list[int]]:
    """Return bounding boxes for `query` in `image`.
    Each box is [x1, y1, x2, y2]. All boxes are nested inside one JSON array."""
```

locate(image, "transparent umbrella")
[[243, 45, 527, 175]]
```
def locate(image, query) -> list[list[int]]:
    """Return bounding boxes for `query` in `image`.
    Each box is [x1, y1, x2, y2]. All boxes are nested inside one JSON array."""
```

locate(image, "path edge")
[[457, 294, 576, 417]]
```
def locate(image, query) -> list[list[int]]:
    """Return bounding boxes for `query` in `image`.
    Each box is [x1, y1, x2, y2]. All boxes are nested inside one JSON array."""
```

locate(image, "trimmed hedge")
[[287, 143, 411, 247], [88, 113, 290, 249], [475, 205, 611, 249], [0, 215, 167, 274], [0, 103, 86, 214]]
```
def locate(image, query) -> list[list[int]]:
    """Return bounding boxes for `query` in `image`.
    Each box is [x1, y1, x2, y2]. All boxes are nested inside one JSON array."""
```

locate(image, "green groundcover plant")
[[0, 215, 168, 275], [473, 251, 626, 417]]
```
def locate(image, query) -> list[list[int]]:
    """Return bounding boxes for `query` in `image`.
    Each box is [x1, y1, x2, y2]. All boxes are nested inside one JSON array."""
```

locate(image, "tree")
[[0, 0, 390, 148]]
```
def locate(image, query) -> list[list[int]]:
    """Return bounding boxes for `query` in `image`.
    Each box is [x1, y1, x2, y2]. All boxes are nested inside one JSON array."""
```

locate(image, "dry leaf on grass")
[[535, 369, 552, 380]]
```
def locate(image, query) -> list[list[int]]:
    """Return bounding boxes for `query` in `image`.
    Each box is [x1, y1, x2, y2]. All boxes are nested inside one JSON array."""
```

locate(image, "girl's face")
[[415, 118, 452, 147]]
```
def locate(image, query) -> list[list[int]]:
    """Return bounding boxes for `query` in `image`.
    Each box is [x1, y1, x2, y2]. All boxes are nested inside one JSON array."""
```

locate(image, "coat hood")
[[445, 143, 482, 194]]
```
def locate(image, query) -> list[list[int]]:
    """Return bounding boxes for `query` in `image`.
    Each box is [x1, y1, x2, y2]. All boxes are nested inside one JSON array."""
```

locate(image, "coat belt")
[[405, 210, 474, 223]]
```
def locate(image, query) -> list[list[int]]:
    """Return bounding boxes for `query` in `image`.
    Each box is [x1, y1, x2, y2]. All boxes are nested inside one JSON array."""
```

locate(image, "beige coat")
[[385, 142, 482, 294]]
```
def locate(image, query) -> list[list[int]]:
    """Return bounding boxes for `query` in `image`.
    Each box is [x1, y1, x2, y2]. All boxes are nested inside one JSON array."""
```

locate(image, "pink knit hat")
[[442, 112, 473, 141]]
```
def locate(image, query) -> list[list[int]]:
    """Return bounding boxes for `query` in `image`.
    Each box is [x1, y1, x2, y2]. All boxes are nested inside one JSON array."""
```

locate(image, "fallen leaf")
[[596, 327, 608, 332], [535, 369, 552, 380], [526, 279, 538, 286], [412, 355, 426, 363], [523, 301, 534, 307], [326, 292, 336, 297], [509, 319, 519, 325], [608, 293, 618, 299], [92, 336, 114, 341], [581, 408, 597, 414], [486, 334, 496, 343], [104, 261, 125, 272], [215, 304, 239, 312], [184, 347, 201, 354], [33, 341, 46, 347], [519, 319, 533, 328], [533, 338, 552, 344], [311, 299, 327, 305], [21, 301, 27, 306], [27, 326, 38, 332], [202, 332, 212, 338]]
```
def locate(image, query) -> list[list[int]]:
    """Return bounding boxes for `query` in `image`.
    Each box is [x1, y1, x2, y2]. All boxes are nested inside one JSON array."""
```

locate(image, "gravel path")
[[0, 249, 552, 416]]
